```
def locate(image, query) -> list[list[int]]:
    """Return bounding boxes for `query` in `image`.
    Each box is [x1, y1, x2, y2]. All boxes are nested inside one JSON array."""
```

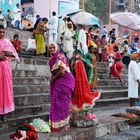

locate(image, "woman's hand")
[[0, 54, 6, 61], [75, 54, 82, 60], [50, 77, 55, 84], [50, 66, 66, 84], [4, 51, 12, 57]]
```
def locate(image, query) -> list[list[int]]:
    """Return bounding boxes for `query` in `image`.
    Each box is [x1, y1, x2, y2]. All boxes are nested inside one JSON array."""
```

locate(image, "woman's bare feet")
[[60, 124, 70, 132]]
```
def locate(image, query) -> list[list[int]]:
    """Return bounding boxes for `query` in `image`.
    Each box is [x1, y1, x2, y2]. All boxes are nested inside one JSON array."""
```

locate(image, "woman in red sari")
[[70, 50, 101, 112], [0, 25, 19, 121], [109, 52, 124, 84]]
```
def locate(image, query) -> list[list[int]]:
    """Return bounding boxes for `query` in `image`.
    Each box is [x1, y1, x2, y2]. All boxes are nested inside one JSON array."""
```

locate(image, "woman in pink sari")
[[101, 35, 108, 62], [0, 25, 19, 121]]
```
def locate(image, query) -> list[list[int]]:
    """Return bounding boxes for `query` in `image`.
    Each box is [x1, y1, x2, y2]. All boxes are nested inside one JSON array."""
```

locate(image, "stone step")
[[98, 73, 128, 80], [97, 68, 128, 74], [19, 57, 49, 65], [95, 85, 128, 90], [96, 97, 129, 107], [14, 93, 50, 106], [4, 104, 50, 120], [0, 112, 49, 136], [13, 84, 127, 96], [13, 77, 50, 85], [98, 79, 128, 86], [13, 89, 127, 107], [100, 89, 128, 99], [13, 85, 49, 94], [20, 51, 36, 56], [12, 69, 38, 77], [13, 57, 128, 71], [93, 104, 129, 117], [13, 76, 127, 87], [12, 61, 50, 77]]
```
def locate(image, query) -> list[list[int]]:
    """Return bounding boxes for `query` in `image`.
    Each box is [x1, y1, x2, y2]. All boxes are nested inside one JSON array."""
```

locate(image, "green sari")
[[85, 53, 98, 88]]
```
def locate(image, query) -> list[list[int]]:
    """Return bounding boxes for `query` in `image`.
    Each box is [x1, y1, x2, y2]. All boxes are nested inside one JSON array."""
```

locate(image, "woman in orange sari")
[[107, 37, 117, 56]]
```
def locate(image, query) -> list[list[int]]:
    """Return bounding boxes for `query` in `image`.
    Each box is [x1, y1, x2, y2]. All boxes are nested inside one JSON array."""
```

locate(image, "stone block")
[[13, 70, 37, 77], [14, 93, 50, 106], [13, 77, 50, 85], [13, 85, 50, 94], [5, 104, 50, 119], [100, 90, 128, 99], [71, 119, 98, 128]]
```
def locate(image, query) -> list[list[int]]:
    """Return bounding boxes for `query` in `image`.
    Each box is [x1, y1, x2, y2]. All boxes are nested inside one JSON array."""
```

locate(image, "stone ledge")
[[38, 116, 128, 140]]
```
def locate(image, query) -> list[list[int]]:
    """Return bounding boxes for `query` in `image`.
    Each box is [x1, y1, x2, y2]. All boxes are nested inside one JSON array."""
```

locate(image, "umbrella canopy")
[[58, 9, 82, 18], [110, 12, 140, 31], [70, 11, 100, 27]]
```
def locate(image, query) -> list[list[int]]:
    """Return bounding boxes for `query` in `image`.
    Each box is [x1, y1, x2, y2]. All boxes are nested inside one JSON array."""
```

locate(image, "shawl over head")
[[131, 52, 139, 60]]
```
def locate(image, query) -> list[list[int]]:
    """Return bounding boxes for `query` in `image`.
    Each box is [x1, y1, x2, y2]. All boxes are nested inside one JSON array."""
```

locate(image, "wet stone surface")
[[96, 128, 140, 140]]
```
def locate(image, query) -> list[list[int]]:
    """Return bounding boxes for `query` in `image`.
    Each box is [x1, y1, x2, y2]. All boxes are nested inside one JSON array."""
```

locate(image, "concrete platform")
[[0, 116, 128, 140]]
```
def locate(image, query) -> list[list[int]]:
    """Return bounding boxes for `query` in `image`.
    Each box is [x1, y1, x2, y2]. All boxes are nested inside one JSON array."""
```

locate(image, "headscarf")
[[114, 52, 122, 60], [49, 42, 58, 54], [131, 52, 139, 60]]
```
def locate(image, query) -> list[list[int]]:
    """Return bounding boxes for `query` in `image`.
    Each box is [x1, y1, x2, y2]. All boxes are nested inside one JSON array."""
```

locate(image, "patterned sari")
[[49, 52, 75, 130], [0, 39, 19, 115]]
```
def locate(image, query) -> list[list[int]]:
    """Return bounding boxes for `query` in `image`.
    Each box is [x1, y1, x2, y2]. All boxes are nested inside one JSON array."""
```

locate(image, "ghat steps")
[[0, 47, 129, 137], [0, 27, 132, 138]]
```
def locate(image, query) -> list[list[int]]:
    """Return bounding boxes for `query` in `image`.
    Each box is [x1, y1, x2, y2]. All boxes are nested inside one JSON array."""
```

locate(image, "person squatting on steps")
[[11, 34, 22, 54], [109, 52, 124, 85], [0, 25, 19, 121], [128, 53, 140, 107]]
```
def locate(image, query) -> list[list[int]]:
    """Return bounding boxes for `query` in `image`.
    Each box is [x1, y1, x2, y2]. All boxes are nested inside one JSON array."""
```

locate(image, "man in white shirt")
[[128, 53, 140, 107], [13, 3, 21, 29], [77, 25, 88, 55], [57, 15, 67, 51], [63, 22, 74, 59], [101, 26, 107, 37], [48, 11, 58, 43]]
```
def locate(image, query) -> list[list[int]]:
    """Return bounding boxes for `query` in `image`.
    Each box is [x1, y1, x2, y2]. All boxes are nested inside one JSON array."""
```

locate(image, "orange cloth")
[[11, 40, 22, 53], [107, 43, 117, 56]]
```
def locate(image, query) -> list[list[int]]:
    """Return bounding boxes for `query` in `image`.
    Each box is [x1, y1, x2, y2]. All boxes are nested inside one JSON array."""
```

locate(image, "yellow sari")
[[34, 21, 46, 55]]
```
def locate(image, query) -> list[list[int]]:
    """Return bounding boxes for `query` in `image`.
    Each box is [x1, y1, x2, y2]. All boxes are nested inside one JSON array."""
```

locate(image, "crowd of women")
[[33, 13, 140, 132]]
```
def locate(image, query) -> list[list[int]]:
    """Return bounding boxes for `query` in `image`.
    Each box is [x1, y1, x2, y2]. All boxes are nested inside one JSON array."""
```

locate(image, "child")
[[11, 34, 22, 54], [108, 55, 114, 68]]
